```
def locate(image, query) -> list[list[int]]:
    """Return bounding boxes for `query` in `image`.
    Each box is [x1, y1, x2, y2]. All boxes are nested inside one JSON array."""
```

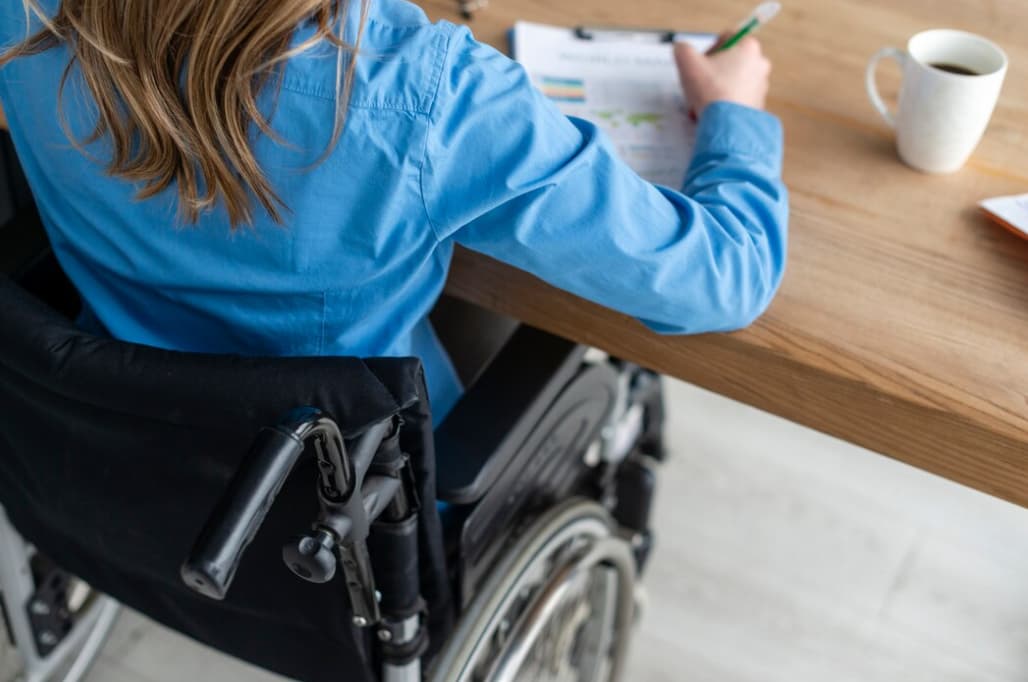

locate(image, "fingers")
[[736, 36, 762, 55], [709, 37, 772, 75], [674, 35, 773, 113], [741, 38, 772, 75], [711, 36, 762, 60], [673, 41, 704, 80], [673, 40, 699, 64]]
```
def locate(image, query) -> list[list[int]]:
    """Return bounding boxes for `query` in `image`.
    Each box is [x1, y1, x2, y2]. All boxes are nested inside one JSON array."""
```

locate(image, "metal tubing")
[[1, 506, 121, 682], [382, 615, 422, 682], [362, 476, 403, 523]]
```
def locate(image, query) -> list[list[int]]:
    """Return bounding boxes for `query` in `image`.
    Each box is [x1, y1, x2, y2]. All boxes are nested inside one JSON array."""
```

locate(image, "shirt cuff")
[[692, 101, 784, 172]]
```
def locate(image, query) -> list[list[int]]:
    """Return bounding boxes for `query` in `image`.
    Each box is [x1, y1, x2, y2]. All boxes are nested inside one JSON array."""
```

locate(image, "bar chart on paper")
[[512, 22, 716, 189]]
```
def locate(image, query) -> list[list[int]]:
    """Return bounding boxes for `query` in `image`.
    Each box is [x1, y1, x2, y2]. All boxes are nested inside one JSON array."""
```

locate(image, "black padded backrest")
[[0, 273, 451, 682]]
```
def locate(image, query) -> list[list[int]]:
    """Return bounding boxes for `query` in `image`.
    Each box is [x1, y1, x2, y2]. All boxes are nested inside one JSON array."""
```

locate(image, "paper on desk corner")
[[512, 21, 716, 189], [979, 193, 1028, 238]]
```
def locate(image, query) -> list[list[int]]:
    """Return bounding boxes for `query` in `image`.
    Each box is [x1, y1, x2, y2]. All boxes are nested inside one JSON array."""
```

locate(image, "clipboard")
[[509, 21, 716, 188], [508, 24, 715, 55]]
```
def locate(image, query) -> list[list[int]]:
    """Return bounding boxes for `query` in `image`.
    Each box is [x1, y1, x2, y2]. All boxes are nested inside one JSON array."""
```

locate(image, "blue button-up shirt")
[[0, 0, 787, 420]]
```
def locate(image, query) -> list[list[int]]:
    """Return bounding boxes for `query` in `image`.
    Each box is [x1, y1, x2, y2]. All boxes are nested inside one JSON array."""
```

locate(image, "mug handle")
[[865, 47, 908, 128]]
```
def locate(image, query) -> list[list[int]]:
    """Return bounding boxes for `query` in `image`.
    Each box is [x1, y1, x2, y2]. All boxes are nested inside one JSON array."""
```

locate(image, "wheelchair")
[[0, 205, 666, 682]]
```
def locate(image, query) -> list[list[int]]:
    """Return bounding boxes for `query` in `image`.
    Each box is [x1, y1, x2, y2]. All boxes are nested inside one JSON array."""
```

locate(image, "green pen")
[[706, 2, 782, 55]]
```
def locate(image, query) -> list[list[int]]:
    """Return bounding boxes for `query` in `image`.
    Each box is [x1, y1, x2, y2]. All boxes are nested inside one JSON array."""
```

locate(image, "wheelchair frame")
[[0, 349, 663, 682], [0, 507, 120, 682]]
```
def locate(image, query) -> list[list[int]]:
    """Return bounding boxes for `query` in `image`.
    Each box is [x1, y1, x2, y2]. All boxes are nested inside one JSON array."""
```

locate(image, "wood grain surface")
[[420, 0, 1028, 506]]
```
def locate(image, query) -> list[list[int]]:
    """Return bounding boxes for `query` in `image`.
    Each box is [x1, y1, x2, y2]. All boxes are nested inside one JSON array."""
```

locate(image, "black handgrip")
[[181, 427, 305, 600]]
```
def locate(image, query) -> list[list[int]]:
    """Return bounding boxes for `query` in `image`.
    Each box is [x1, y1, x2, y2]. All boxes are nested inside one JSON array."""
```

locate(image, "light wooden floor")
[[10, 378, 1028, 681]]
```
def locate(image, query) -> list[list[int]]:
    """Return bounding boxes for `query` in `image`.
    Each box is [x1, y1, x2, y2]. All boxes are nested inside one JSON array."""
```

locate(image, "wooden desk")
[[422, 0, 1028, 507]]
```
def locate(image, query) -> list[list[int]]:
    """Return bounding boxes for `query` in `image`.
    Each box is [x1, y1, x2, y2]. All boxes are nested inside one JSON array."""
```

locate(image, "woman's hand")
[[674, 37, 772, 115]]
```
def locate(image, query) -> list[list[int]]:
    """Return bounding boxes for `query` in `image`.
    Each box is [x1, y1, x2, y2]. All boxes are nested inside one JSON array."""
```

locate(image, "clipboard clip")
[[574, 26, 676, 43]]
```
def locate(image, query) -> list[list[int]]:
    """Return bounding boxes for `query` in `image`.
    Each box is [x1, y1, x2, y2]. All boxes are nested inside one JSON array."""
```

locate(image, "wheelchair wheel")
[[430, 499, 636, 682], [0, 506, 120, 682]]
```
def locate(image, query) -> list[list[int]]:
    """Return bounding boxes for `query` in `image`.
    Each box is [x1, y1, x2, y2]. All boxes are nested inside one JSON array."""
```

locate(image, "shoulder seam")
[[418, 22, 459, 242], [425, 22, 458, 121]]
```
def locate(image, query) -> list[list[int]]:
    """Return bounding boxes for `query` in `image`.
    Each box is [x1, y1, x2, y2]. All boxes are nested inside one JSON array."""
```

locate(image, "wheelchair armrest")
[[435, 325, 587, 505]]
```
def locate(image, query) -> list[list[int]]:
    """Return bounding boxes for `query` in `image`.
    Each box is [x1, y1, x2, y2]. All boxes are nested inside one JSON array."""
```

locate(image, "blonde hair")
[[0, 0, 369, 227]]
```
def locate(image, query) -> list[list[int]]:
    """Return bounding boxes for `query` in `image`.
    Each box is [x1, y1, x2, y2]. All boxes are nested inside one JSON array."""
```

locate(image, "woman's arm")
[[421, 27, 788, 334], [0, 102, 7, 131]]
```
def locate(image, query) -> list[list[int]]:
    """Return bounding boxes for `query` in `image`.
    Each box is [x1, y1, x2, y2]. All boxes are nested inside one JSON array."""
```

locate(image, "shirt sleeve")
[[420, 25, 788, 334]]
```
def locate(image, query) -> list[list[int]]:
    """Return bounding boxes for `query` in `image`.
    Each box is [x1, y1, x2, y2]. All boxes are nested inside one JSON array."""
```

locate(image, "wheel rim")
[[430, 499, 635, 682]]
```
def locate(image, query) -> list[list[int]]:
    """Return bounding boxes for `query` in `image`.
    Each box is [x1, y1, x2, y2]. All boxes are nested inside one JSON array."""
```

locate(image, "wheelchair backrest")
[[0, 267, 451, 682]]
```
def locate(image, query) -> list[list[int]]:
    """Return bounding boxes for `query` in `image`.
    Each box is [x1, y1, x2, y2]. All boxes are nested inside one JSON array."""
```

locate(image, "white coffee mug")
[[866, 29, 1007, 173]]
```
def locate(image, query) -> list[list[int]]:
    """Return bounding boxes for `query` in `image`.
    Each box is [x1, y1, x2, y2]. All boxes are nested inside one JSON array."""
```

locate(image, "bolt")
[[39, 630, 58, 647], [377, 629, 393, 642], [352, 616, 368, 627], [30, 600, 50, 616]]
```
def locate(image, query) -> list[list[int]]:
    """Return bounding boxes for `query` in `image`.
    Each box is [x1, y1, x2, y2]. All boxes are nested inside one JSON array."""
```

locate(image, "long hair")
[[0, 0, 369, 227]]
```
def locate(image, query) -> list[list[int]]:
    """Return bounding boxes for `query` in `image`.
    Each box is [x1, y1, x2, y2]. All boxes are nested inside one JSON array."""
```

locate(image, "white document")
[[512, 21, 717, 189], [980, 193, 1028, 238]]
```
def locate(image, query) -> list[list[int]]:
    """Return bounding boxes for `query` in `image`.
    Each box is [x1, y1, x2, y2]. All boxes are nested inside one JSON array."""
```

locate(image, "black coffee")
[[928, 62, 980, 76]]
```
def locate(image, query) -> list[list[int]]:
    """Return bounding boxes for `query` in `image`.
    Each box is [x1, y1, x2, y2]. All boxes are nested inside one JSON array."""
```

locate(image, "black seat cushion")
[[0, 273, 452, 682]]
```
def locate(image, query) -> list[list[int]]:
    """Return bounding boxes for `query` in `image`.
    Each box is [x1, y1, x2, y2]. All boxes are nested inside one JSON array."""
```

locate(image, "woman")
[[0, 0, 786, 420]]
